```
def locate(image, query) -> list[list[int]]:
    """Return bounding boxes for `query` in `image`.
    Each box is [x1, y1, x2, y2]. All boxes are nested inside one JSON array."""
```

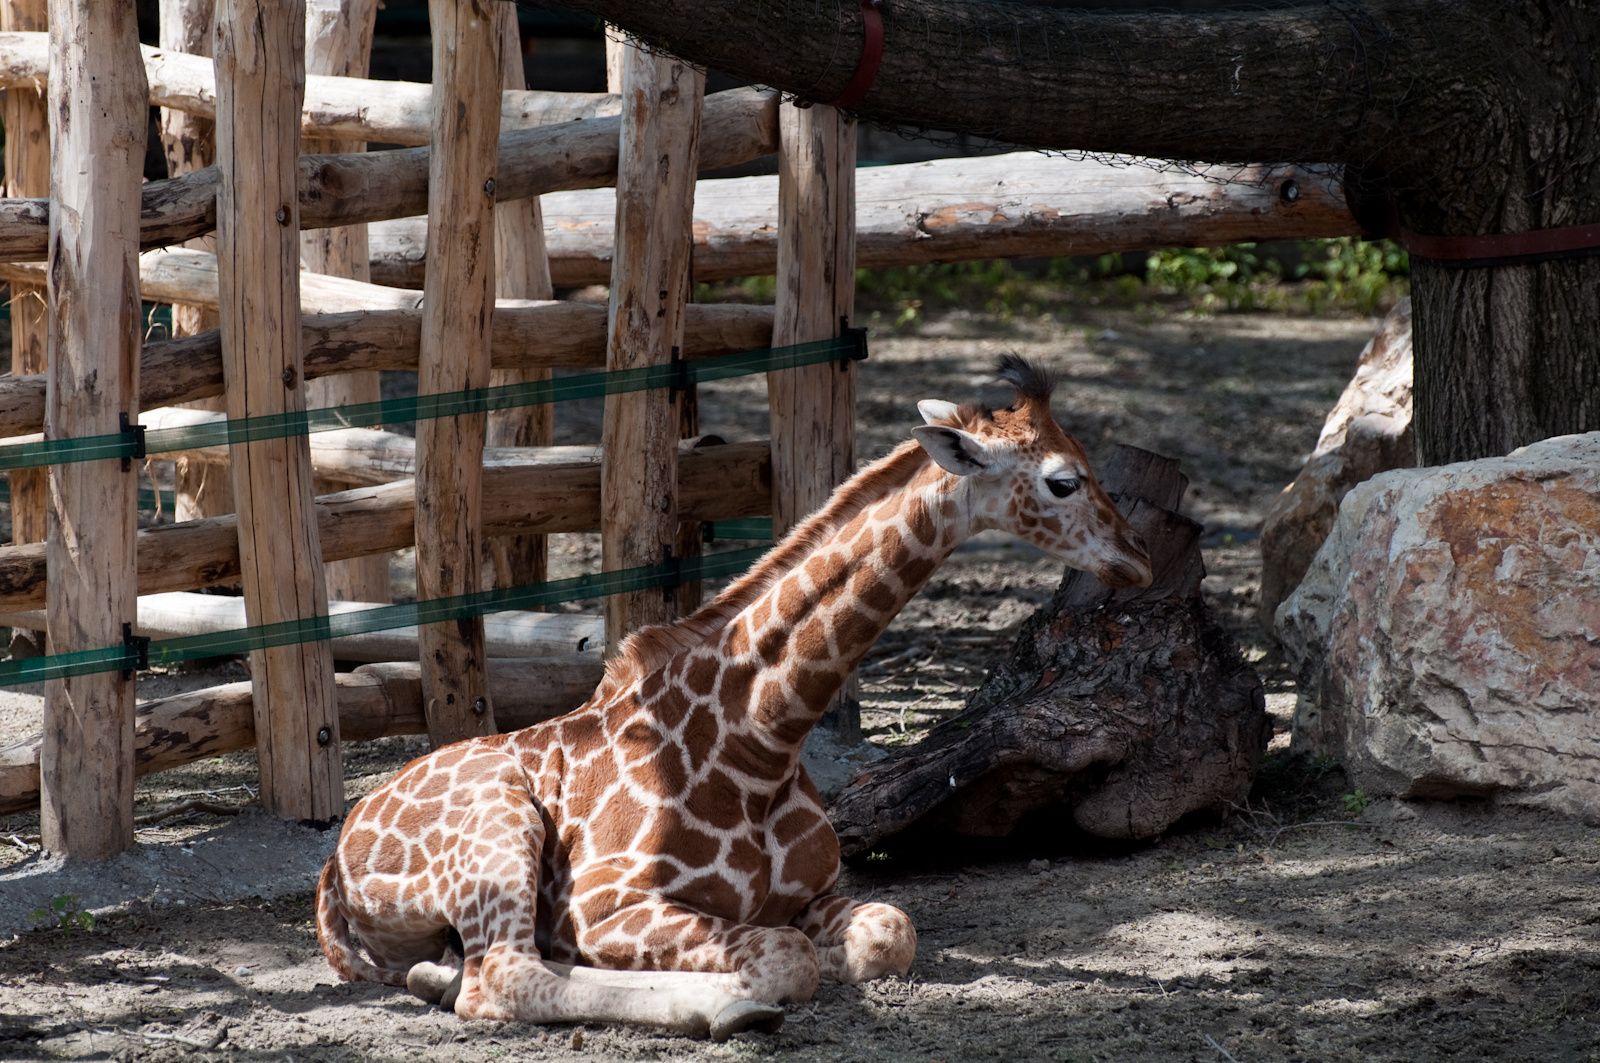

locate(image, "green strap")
[[0, 334, 863, 471], [0, 544, 771, 686]]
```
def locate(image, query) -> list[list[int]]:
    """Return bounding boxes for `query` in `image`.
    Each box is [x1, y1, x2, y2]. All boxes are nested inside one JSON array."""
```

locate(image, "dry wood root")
[[828, 446, 1267, 853]]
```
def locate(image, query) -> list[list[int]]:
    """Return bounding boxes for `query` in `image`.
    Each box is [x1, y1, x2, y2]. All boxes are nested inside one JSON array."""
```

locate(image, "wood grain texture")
[[487, 0, 555, 592], [0, 655, 604, 817], [302, 0, 387, 604], [39, 0, 146, 858], [215, 0, 342, 823], [768, 102, 859, 736], [0, 29, 619, 147], [0, 302, 775, 438], [1, 0, 46, 547], [600, 45, 704, 656], [414, 0, 502, 744], [0, 439, 772, 611], [0, 85, 778, 260], [382, 156, 1356, 289]]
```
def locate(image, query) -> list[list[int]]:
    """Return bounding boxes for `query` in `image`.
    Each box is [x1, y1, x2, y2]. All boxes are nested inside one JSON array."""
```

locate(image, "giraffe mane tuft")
[[996, 353, 1056, 405]]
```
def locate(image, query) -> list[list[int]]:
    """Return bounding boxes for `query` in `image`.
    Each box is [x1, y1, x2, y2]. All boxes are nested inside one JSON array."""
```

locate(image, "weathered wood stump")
[[829, 446, 1267, 854]]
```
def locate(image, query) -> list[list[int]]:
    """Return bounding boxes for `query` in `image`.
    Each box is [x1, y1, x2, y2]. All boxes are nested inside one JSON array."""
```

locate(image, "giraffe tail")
[[315, 854, 401, 985]]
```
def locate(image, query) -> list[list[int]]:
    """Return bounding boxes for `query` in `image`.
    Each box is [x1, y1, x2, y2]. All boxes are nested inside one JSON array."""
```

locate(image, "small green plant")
[[31, 894, 94, 932], [1309, 752, 1341, 780], [1342, 788, 1371, 817]]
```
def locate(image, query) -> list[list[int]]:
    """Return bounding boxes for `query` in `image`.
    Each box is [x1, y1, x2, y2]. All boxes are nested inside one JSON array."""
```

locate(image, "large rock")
[[1277, 433, 1600, 820], [1257, 298, 1414, 633]]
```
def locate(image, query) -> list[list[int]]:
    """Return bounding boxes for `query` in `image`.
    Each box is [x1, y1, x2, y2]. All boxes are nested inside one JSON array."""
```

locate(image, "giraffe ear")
[[917, 399, 961, 425], [913, 425, 992, 475]]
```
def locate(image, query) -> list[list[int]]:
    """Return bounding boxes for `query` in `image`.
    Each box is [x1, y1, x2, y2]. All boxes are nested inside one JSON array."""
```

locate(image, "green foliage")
[[1295, 237, 1410, 316], [1342, 788, 1372, 817], [31, 894, 95, 933]]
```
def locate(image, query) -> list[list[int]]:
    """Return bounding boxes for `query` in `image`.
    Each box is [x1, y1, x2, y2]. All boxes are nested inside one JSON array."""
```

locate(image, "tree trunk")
[[546, 0, 1600, 463], [827, 448, 1267, 854]]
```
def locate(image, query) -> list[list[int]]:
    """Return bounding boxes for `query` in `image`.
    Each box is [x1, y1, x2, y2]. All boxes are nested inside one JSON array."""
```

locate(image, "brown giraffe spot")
[[833, 606, 877, 652], [803, 550, 847, 593], [901, 553, 938, 586], [726, 835, 767, 875], [792, 664, 840, 707], [685, 770, 743, 830], [722, 731, 788, 781], [673, 873, 743, 919], [769, 713, 812, 747], [770, 805, 821, 848], [851, 566, 898, 613], [721, 616, 751, 657], [432, 745, 468, 770], [652, 684, 692, 729], [627, 742, 689, 798], [776, 578, 809, 625], [754, 623, 787, 664], [878, 525, 910, 570], [626, 859, 682, 891], [342, 827, 378, 868], [755, 679, 791, 727], [906, 503, 937, 545], [639, 668, 665, 701], [618, 907, 654, 938], [559, 712, 605, 759], [792, 614, 829, 660], [681, 705, 719, 772], [589, 788, 649, 854], [578, 888, 621, 926], [649, 808, 720, 868], [684, 654, 719, 697], [716, 660, 758, 710]]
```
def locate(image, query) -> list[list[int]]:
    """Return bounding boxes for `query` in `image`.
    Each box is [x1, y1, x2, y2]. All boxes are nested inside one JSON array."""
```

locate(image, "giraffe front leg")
[[581, 899, 822, 1006], [791, 893, 917, 983]]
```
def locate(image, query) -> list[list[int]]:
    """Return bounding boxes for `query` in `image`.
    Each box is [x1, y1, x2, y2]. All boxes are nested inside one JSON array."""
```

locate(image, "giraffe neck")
[[725, 449, 971, 749]]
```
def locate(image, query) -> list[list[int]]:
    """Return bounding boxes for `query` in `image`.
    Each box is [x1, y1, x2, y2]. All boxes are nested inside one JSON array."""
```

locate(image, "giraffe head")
[[911, 355, 1153, 589]]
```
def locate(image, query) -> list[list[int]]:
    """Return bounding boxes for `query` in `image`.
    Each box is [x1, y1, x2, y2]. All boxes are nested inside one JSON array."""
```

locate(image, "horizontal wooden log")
[[0, 590, 604, 660], [0, 654, 604, 816], [0, 30, 619, 146], [371, 154, 1362, 289], [140, 406, 603, 487], [0, 302, 773, 439], [0, 86, 776, 261], [0, 439, 772, 611]]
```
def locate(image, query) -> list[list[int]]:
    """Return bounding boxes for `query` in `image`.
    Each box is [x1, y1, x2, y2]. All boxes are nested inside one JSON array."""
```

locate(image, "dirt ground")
[[3, 291, 1598, 1062]]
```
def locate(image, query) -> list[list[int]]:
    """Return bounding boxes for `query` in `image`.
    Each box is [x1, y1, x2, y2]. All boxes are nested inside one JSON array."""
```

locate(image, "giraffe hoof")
[[709, 999, 784, 1041], [405, 961, 461, 1008]]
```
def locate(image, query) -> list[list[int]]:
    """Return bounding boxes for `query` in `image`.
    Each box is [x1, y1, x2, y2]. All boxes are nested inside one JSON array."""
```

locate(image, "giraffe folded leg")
[[579, 897, 822, 1006], [792, 893, 917, 983]]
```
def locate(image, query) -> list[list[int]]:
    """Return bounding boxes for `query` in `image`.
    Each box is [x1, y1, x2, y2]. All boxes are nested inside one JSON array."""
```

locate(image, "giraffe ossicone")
[[316, 354, 1152, 1039]]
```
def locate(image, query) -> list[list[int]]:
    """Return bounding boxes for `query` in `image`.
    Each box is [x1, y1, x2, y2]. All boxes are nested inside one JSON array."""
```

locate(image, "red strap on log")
[[827, 0, 884, 109], [1382, 199, 1600, 268]]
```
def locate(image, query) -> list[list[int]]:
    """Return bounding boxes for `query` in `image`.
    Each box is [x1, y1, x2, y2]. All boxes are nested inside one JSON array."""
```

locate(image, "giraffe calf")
[[317, 355, 1151, 1039]]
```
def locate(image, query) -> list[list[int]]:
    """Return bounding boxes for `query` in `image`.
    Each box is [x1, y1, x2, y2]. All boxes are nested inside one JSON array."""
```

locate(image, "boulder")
[[1277, 432, 1600, 820], [1257, 298, 1414, 633]]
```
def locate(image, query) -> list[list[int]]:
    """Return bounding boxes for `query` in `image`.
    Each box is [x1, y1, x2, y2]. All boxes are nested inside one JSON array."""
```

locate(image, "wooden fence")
[[0, 3, 1358, 856]]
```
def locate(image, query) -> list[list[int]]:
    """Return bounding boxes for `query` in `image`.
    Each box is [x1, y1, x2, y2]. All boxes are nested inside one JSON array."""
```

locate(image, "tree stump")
[[829, 446, 1267, 854]]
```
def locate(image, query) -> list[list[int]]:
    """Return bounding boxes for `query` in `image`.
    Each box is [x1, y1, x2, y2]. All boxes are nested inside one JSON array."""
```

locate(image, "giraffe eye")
[[1046, 477, 1081, 499]]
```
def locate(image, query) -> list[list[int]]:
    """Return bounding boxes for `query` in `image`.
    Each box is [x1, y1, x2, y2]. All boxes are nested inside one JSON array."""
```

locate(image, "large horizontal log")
[[0, 655, 604, 816], [0, 86, 777, 260], [371, 154, 1362, 289], [0, 302, 773, 439], [0, 439, 772, 611], [0, 590, 604, 661], [0, 31, 620, 146]]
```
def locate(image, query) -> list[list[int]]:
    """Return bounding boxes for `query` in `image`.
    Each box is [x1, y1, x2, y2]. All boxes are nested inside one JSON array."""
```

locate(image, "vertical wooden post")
[[40, 0, 147, 858], [216, 0, 343, 822], [303, 0, 387, 603], [769, 102, 859, 735], [2, 0, 47, 553], [159, 0, 234, 527], [600, 43, 704, 656], [415, 0, 500, 744], [486, 0, 554, 591]]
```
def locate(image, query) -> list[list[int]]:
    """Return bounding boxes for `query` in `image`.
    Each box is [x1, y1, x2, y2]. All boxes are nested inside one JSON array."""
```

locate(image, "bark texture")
[[828, 448, 1266, 853], [561, 0, 1600, 463]]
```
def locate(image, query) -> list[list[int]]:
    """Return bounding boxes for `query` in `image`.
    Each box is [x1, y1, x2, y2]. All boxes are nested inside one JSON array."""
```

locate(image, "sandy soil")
[[4, 296, 1598, 1062]]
